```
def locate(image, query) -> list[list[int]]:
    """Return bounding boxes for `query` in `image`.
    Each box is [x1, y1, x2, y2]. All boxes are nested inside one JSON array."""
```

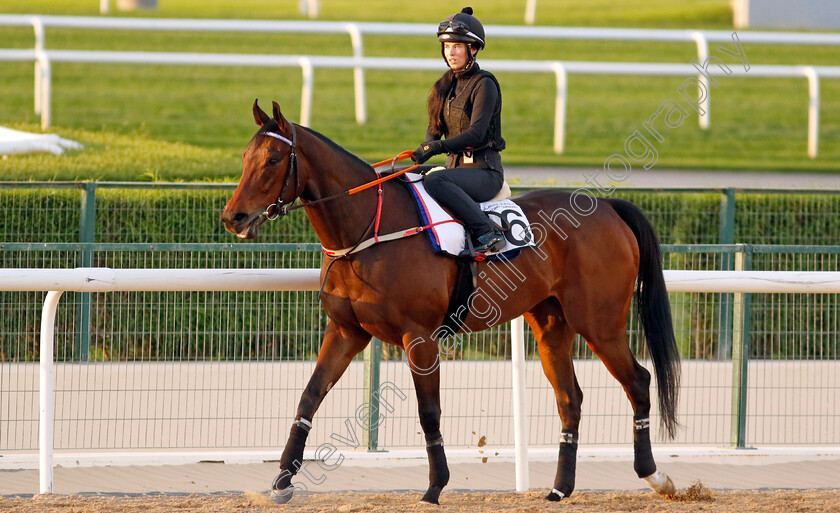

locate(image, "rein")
[[260, 130, 419, 220], [258, 128, 428, 295]]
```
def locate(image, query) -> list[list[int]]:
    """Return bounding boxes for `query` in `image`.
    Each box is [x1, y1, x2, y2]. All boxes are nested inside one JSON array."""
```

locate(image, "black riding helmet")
[[437, 7, 485, 49], [437, 7, 485, 71]]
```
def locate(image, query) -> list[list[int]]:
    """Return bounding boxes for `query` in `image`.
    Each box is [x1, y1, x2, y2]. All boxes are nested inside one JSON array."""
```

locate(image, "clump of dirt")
[[669, 480, 715, 502], [243, 490, 275, 507]]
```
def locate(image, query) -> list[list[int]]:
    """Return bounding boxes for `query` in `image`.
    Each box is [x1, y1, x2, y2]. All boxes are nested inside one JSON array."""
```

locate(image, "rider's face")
[[443, 42, 474, 70]]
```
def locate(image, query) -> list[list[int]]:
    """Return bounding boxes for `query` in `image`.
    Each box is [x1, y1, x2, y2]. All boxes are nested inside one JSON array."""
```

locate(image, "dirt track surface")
[[2, 489, 839, 513]]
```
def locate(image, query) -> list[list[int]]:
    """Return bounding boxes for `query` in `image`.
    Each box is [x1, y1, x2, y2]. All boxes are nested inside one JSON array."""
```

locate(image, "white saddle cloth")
[[403, 172, 537, 257]]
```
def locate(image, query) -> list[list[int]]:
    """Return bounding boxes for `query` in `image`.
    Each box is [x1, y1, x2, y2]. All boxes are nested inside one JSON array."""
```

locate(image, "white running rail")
[[1, 49, 837, 158]]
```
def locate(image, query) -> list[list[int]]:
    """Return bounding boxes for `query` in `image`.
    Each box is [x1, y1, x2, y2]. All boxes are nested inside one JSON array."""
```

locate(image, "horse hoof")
[[419, 486, 443, 505], [545, 488, 566, 501], [269, 486, 295, 504], [644, 470, 676, 497]]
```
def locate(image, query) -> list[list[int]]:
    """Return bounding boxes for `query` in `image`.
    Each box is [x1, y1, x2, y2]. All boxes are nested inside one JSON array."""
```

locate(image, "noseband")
[[261, 123, 299, 220]]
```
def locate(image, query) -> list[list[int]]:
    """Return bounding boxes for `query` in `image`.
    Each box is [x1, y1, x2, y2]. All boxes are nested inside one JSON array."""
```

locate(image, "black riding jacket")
[[425, 63, 506, 172]]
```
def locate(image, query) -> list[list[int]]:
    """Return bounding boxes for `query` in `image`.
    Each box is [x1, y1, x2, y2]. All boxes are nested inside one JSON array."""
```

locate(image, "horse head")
[[222, 100, 304, 239]]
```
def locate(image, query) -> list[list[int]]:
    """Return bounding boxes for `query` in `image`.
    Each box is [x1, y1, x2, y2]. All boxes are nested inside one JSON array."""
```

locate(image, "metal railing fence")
[[1, 243, 838, 454], [0, 182, 313, 244], [0, 243, 324, 363]]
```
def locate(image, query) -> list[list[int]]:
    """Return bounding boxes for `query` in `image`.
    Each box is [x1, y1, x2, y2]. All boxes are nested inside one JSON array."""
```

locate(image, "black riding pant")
[[423, 167, 504, 237]]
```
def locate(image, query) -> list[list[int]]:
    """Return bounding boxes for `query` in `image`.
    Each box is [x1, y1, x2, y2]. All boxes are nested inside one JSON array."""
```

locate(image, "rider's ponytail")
[[426, 69, 455, 138]]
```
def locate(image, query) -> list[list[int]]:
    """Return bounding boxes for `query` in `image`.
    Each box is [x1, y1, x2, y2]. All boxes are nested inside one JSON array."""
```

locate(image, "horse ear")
[[272, 101, 290, 131], [253, 99, 271, 127]]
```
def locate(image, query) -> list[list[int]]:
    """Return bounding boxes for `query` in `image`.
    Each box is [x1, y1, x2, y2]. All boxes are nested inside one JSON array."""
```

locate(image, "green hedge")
[[5, 187, 838, 245]]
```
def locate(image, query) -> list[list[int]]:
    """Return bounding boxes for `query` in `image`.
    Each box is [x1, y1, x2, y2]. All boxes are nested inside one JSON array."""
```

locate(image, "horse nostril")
[[232, 212, 249, 224]]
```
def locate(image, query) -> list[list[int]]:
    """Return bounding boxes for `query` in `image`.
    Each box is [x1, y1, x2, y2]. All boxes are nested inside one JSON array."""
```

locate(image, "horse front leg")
[[271, 321, 371, 504], [404, 332, 449, 505]]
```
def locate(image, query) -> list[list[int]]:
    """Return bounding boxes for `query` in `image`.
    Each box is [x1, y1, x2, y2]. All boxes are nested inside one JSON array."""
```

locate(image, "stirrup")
[[458, 234, 486, 262], [474, 230, 506, 254]]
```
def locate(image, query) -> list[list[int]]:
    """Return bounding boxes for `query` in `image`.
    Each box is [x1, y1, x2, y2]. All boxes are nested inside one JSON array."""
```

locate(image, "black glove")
[[411, 140, 444, 164]]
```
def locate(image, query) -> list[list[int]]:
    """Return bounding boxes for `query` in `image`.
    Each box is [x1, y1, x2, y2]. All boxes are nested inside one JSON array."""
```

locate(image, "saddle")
[[426, 166, 513, 202]]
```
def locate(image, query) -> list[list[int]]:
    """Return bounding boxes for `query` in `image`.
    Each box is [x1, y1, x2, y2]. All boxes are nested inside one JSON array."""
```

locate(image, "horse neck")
[[297, 129, 382, 250]]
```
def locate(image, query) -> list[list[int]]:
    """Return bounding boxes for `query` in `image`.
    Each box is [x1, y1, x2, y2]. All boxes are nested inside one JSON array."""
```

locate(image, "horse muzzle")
[[221, 210, 264, 240]]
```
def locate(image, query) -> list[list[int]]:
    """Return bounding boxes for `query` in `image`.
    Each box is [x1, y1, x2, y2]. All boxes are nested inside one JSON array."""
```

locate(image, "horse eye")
[[268, 158, 279, 165]]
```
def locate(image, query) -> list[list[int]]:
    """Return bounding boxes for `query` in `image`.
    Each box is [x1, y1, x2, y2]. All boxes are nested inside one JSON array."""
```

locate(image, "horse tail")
[[608, 198, 680, 439]]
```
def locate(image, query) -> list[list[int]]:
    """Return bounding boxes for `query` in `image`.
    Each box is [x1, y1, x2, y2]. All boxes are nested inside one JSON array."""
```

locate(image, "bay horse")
[[222, 101, 680, 504]]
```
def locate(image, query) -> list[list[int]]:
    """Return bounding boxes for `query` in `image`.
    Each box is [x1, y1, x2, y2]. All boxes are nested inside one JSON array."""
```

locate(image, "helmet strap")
[[465, 45, 477, 68]]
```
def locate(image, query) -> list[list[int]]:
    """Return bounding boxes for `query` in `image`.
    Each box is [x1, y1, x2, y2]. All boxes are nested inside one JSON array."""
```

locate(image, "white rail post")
[[803, 66, 819, 159], [552, 62, 567, 154], [31, 16, 44, 116], [525, 0, 537, 25], [511, 315, 529, 491], [299, 57, 313, 127], [36, 50, 52, 130], [306, 0, 319, 19], [346, 23, 367, 124], [39, 290, 64, 494], [100, 0, 110, 14], [692, 31, 711, 130]]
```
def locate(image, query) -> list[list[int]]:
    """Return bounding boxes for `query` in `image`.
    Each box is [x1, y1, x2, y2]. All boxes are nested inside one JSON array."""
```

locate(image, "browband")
[[264, 131, 294, 146]]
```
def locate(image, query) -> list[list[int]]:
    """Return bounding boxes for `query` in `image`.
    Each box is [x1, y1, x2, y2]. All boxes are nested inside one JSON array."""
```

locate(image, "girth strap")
[[322, 220, 460, 259]]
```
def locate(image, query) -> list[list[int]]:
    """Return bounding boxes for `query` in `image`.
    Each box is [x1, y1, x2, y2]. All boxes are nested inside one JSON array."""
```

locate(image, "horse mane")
[[260, 120, 375, 173], [301, 125, 375, 172]]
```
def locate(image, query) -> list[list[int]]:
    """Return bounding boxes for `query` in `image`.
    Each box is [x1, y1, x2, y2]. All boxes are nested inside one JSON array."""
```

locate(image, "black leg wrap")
[[275, 423, 310, 489], [633, 415, 657, 478], [547, 430, 578, 500], [426, 443, 450, 488], [420, 432, 449, 504]]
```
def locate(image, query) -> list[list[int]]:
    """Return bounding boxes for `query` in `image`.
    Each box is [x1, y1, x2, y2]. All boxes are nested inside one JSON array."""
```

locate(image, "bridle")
[[258, 124, 419, 221], [260, 123, 299, 221]]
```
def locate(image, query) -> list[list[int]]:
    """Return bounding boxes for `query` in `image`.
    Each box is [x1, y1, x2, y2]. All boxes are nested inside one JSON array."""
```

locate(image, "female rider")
[[411, 7, 507, 255]]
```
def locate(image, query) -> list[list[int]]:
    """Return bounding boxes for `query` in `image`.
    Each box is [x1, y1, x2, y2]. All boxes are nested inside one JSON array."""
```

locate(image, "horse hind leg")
[[524, 298, 583, 501], [586, 333, 675, 497]]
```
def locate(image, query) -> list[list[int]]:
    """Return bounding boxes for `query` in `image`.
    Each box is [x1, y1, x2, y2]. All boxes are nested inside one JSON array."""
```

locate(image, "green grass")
[[1, 0, 839, 181], [2, 0, 734, 27]]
